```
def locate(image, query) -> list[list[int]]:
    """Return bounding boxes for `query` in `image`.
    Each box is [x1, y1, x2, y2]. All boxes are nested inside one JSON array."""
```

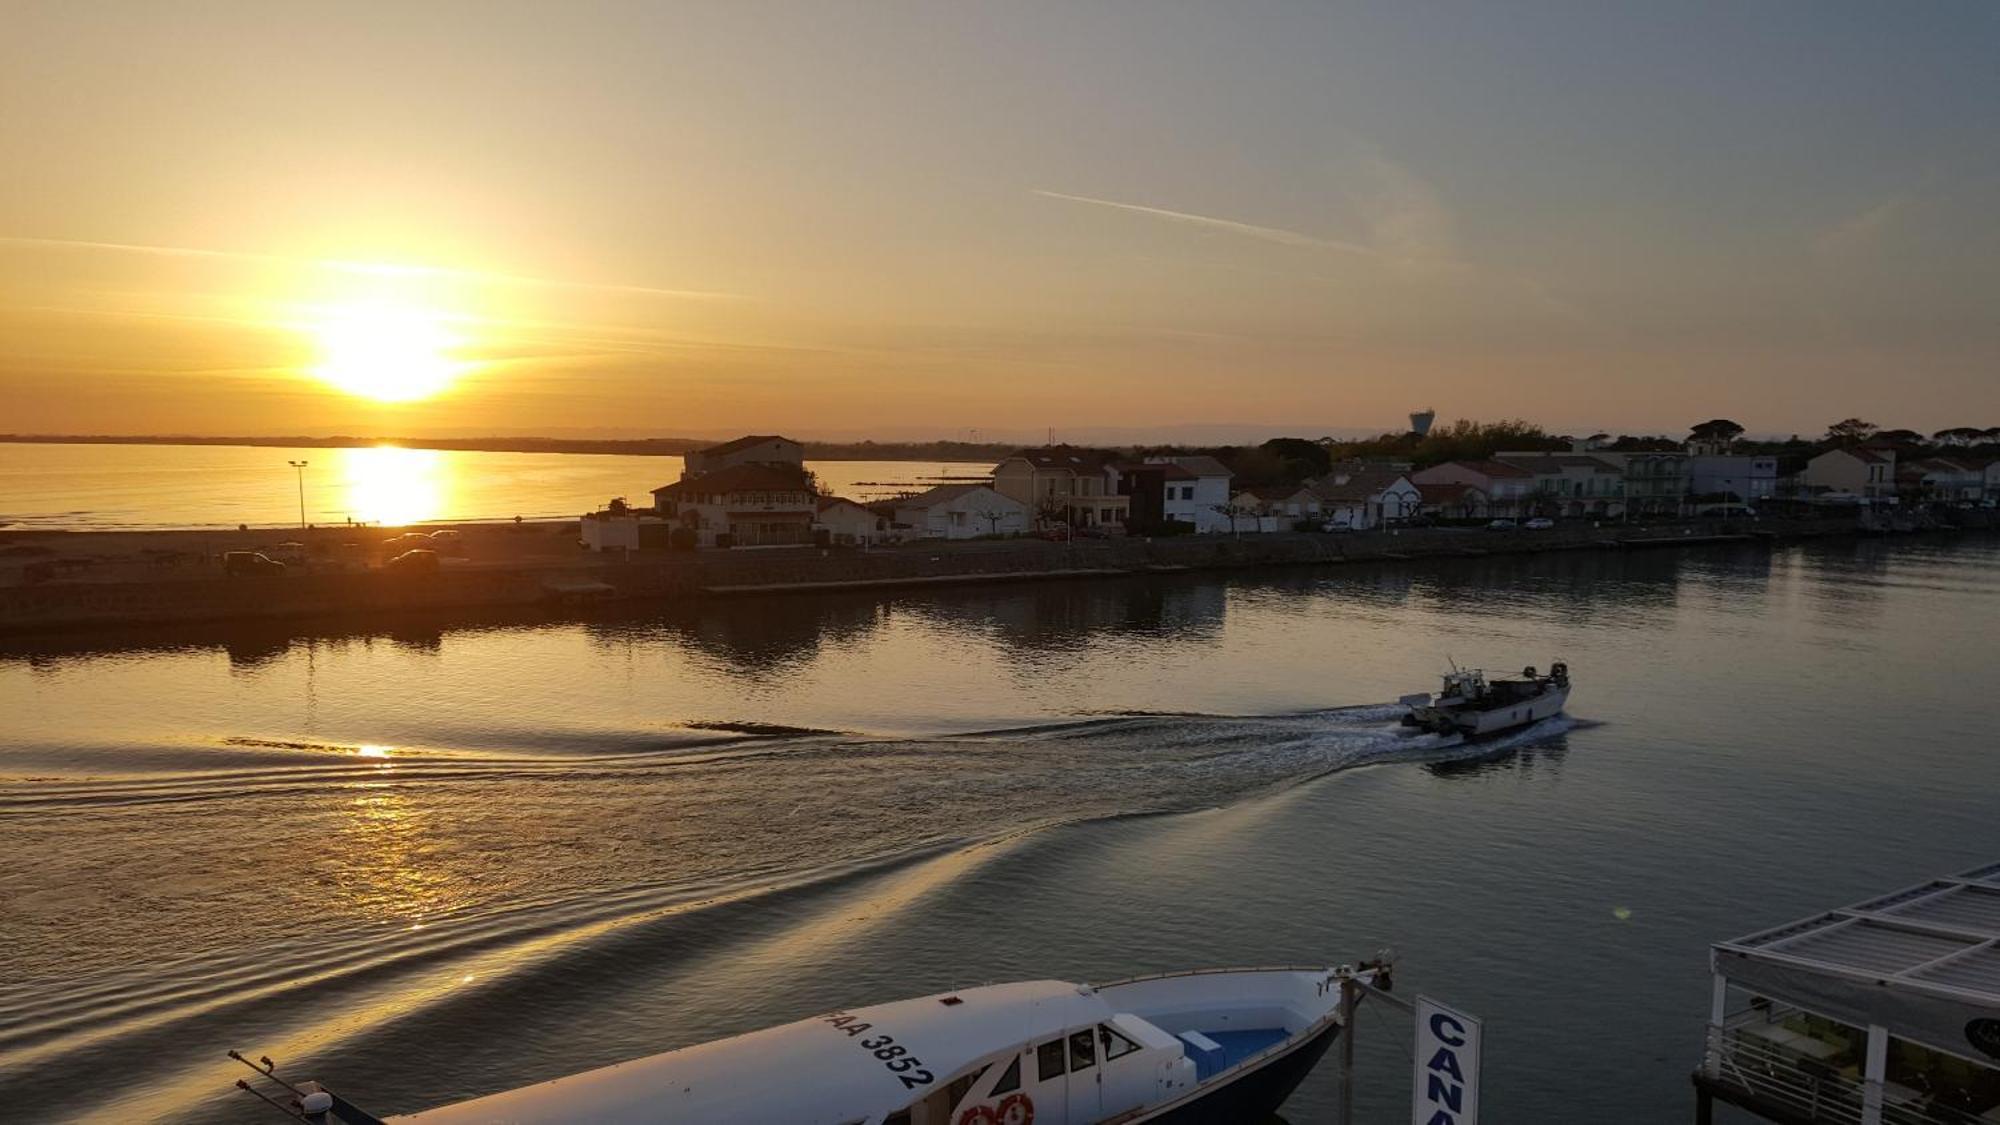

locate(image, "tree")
[[1873, 428, 1924, 447], [1933, 426, 1984, 446], [1824, 418, 1876, 446], [975, 507, 1011, 536], [1689, 418, 1746, 445], [1260, 437, 1332, 481]]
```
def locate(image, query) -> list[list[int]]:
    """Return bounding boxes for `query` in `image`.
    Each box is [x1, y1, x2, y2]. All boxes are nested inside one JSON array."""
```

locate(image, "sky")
[[2, 1, 1997, 442]]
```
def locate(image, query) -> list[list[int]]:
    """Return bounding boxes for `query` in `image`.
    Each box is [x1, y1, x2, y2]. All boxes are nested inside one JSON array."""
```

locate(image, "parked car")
[[1524, 517, 1556, 530], [427, 528, 468, 556], [381, 532, 432, 554], [1486, 519, 1518, 531], [383, 548, 441, 575], [223, 551, 286, 576]]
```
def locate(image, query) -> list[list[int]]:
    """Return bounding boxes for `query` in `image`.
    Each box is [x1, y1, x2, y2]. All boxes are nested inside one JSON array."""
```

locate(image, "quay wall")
[[0, 516, 1919, 635]]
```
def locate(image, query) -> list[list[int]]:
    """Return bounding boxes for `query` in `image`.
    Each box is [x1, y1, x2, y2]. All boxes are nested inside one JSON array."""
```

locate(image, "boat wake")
[[0, 703, 1574, 1122]]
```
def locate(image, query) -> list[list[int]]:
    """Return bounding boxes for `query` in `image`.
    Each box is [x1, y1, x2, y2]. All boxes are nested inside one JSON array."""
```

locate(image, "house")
[[1687, 450, 1778, 507], [682, 435, 804, 480], [1232, 484, 1320, 522], [891, 484, 1029, 540], [1410, 461, 1536, 519], [991, 446, 1129, 530], [1416, 482, 1490, 520], [1898, 457, 1985, 504], [1802, 447, 1897, 503], [1493, 454, 1625, 518], [1309, 470, 1422, 530], [1604, 451, 1689, 517], [1154, 455, 1236, 533], [814, 496, 887, 545], [580, 505, 669, 551], [650, 463, 817, 547]]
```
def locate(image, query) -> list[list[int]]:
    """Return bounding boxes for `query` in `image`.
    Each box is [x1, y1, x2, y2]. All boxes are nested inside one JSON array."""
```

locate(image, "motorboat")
[[1400, 660, 1570, 738], [232, 963, 1385, 1125]]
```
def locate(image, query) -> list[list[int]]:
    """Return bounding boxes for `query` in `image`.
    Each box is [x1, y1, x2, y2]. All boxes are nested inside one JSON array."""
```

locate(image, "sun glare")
[[308, 300, 467, 403], [336, 445, 447, 526]]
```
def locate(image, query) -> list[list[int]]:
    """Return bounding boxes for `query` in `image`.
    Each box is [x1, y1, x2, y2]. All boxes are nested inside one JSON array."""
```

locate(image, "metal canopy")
[[1713, 862, 2000, 1064]]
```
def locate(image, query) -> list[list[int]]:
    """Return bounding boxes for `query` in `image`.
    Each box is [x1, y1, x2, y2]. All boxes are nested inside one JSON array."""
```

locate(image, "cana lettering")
[[1428, 1046, 1464, 1083], [1429, 1012, 1466, 1046], [1424, 1013, 1468, 1124], [1426, 1073, 1463, 1112]]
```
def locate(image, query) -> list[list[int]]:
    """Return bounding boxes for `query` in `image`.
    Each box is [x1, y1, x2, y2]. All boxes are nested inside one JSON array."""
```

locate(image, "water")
[[1, 537, 1996, 1122], [0, 442, 995, 529]]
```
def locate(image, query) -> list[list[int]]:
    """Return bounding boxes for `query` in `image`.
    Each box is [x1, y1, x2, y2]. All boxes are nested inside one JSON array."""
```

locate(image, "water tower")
[[1409, 408, 1436, 437]]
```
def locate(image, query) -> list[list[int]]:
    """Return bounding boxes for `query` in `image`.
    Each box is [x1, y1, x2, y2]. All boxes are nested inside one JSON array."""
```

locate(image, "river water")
[[1, 536, 1996, 1122], [0, 442, 994, 530]]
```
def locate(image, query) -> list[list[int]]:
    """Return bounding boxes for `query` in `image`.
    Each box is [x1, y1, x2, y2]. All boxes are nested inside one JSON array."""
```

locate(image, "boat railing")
[[1701, 1022, 1989, 1125], [1092, 964, 1333, 988]]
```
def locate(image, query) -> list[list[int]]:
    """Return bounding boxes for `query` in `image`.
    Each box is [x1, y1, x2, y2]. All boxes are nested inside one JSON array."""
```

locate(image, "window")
[[991, 1056, 1021, 1096], [1037, 1039, 1066, 1082], [1183, 486, 1195, 500], [1099, 1024, 1143, 1061], [1069, 1029, 1096, 1071]]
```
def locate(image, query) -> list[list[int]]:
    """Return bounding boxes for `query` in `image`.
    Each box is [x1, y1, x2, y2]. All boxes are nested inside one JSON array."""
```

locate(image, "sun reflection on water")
[[331, 446, 447, 526]]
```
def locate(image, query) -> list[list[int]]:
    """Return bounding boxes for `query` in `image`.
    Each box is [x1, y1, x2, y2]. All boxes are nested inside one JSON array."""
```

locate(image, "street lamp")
[[287, 460, 309, 529]]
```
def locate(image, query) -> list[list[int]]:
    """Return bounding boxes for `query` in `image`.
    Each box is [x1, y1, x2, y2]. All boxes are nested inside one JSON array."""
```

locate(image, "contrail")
[[1032, 189, 1378, 256]]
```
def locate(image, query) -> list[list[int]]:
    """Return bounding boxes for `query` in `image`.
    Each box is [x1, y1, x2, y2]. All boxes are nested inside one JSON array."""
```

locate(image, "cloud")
[[0, 236, 744, 301], [1811, 197, 1907, 261], [1030, 190, 1380, 257], [1349, 155, 1462, 270]]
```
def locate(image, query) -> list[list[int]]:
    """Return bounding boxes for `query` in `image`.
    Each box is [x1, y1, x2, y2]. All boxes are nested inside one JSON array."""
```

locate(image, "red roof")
[[696, 434, 795, 457], [653, 463, 812, 497], [816, 495, 870, 513], [1456, 459, 1534, 479], [999, 446, 1120, 473], [1418, 482, 1484, 503]]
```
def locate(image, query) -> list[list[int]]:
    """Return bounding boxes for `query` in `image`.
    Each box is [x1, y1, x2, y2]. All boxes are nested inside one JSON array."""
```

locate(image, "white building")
[[651, 464, 817, 547], [1309, 470, 1422, 530], [814, 496, 887, 545], [891, 484, 1029, 540], [682, 434, 804, 480], [1688, 453, 1778, 505], [579, 508, 667, 551], [1410, 461, 1536, 519], [1803, 447, 1896, 503], [1147, 455, 1236, 533], [991, 447, 1128, 529]]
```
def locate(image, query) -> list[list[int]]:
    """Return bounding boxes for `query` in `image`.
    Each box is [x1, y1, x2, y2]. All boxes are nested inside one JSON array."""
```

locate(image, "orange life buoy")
[[957, 1106, 999, 1125], [996, 1093, 1034, 1125]]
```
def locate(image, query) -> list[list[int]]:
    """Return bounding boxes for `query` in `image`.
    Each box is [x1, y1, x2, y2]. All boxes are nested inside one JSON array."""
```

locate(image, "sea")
[[0, 441, 995, 530], [1, 444, 1997, 1122]]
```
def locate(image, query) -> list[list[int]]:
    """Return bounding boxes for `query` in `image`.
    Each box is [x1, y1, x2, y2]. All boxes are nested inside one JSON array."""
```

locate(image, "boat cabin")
[[389, 970, 1345, 1125]]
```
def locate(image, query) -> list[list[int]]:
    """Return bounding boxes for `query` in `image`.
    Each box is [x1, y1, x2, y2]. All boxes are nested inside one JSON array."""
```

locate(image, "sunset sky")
[[3, 2, 1997, 442]]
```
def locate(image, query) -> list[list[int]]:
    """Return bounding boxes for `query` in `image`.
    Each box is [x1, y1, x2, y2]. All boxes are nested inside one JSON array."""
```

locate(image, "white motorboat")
[[1401, 660, 1570, 738], [234, 963, 1387, 1125]]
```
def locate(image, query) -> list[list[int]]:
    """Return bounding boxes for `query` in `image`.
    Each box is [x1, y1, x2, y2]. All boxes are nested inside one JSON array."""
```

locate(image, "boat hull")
[[1133, 1019, 1340, 1124], [1453, 682, 1568, 738]]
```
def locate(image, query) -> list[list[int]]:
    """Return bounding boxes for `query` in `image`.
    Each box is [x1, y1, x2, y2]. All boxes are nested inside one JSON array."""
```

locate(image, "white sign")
[[1412, 996, 1481, 1125]]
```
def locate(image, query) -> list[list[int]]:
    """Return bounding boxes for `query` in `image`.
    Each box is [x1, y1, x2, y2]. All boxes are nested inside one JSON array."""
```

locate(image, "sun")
[[308, 300, 467, 403]]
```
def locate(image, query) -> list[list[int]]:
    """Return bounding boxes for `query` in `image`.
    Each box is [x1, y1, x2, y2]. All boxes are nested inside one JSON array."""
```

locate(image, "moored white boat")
[[244, 963, 1384, 1125]]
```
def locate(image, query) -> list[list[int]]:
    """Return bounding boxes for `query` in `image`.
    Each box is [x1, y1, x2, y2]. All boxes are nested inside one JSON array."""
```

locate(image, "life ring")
[[957, 1107, 999, 1125], [996, 1093, 1034, 1125]]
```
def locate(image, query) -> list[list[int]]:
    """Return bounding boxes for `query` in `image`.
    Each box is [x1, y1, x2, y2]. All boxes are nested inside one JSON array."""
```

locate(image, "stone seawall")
[[0, 517, 1885, 635]]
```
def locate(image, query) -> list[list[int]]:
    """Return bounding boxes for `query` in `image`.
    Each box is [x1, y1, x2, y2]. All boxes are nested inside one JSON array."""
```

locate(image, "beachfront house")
[[1309, 469, 1421, 530], [814, 496, 888, 546], [1232, 484, 1319, 523], [1410, 460, 1535, 520], [1803, 446, 1897, 504], [651, 464, 817, 547], [891, 484, 1028, 540], [1150, 455, 1235, 533], [991, 446, 1128, 531], [1493, 453, 1626, 518], [681, 434, 805, 480], [1416, 482, 1490, 521], [1607, 451, 1689, 517], [1687, 449, 1778, 510], [579, 502, 669, 552]]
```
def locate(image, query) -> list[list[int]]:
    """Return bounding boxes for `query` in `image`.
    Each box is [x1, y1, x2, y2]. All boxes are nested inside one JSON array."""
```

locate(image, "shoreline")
[[1, 515, 1970, 639]]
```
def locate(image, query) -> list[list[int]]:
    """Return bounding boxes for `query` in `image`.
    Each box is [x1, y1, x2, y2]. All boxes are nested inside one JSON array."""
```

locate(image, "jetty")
[[1694, 861, 2000, 1124], [0, 515, 1956, 637]]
